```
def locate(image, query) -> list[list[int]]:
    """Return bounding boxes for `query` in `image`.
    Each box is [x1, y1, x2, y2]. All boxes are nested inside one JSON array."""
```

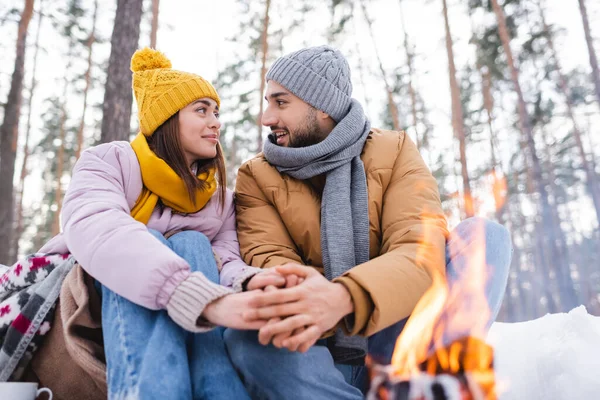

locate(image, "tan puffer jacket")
[[235, 128, 448, 336]]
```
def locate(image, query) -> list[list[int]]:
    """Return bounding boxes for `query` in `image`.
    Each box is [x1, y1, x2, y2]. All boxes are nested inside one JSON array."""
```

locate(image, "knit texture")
[[166, 272, 233, 333], [263, 99, 371, 364], [266, 45, 352, 122], [129, 133, 217, 224], [131, 48, 220, 136]]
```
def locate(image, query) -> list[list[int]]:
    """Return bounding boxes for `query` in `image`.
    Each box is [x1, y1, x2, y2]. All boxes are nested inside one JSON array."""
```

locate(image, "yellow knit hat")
[[131, 47, 221, 136]]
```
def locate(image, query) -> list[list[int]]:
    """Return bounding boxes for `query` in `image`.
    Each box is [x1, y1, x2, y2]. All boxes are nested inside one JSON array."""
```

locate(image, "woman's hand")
[[202, 291, 268, 330], [203, 268, 307, 334], [245, 270, 304, 291]]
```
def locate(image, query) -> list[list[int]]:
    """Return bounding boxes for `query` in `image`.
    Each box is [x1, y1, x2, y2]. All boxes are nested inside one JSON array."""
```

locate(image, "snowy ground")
[[488, 306, 600, 399]]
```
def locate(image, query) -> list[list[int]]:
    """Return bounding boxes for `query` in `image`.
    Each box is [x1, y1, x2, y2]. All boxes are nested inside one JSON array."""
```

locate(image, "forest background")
[[1, 0, 599, 323]]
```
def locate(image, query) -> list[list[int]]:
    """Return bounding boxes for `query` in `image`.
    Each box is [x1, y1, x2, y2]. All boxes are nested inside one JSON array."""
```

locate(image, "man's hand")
[[254, 271, 306, 348], [244, 264, 354, 352]]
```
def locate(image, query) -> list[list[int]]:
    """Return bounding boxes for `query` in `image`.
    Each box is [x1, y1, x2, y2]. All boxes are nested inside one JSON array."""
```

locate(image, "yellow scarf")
[[130, 132, 217, 224]]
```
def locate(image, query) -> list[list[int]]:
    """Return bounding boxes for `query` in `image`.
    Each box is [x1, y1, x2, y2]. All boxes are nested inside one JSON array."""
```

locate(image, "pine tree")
[[577, 0, 600, 109], [256, 0, 271, 151], [75, 0, 98, 160], [0, 0, 35, 264], [100, 0, 143, 143], [150, 0, 159, 48], [358, 0, 401, 131], [442, 0, 474, 218], [14, 0, 44, 258]]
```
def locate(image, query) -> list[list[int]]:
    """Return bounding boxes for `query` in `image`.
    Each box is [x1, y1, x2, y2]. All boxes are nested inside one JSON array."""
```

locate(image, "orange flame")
[[389, 214, 496, 398]]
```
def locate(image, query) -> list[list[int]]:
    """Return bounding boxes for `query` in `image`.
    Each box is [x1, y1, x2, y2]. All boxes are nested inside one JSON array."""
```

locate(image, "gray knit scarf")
[[263, 99, 370, 364]]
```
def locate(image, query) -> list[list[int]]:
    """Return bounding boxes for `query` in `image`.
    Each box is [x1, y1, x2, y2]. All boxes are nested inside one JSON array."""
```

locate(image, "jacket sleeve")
[[61, 143, 232, 332], [211, 189, 263, 291], [334, 133, 448, 337], [235, 160, 305, 268]]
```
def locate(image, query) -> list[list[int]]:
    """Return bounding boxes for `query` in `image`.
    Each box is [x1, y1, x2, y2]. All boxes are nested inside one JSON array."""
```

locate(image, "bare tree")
[[491, 0, 578, 309], [14, 0, 43, 258], [75, 0, 98, 159], [442, 0, 474, 218], [359, 0, 401, 131], [468, 4, 507, 224], [100, 0, 143, 143], [577, 0, 600, 109], [539, 1, 600, 224], [150, 0, 159, 48], [52, 97, 68, 237], [256, 0, 271, 151], [481, 65, 507, 225], [0, 0, 35, 263], [352, 20, 371, 115], [399, 0, 420, 149]]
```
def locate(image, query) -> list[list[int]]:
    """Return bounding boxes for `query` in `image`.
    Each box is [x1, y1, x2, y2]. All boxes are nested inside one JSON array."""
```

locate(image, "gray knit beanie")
[[266, 45, 352, 122]]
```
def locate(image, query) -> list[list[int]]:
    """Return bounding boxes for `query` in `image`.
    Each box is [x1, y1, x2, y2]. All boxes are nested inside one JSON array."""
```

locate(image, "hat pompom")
[[131, 47, 172, 72]]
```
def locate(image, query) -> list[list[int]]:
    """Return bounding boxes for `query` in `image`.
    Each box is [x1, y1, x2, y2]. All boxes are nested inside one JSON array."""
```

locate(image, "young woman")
[[40, 48, 285, 399]]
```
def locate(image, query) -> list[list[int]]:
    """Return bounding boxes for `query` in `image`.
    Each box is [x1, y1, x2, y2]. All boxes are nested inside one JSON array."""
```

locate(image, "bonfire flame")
[[370, 215, 497, 400]]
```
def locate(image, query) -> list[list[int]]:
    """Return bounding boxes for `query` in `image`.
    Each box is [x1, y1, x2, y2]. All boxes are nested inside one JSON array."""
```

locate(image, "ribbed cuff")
[[167, 272, 233, 332], [334, 276, 374, 336], [230, 267, 263, 292]]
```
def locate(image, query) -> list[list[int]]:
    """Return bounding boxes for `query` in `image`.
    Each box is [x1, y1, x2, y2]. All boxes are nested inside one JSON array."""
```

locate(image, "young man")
[[225, 45, 511, 396]]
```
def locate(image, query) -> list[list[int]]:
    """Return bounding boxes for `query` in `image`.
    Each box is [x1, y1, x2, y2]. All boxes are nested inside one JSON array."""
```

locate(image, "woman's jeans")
[[98, 229, 250, 400], [224, 217, 512, 398]]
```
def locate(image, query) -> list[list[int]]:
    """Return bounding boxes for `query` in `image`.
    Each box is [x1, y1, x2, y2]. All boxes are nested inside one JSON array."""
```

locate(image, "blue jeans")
[[224, 217, 511, 398], [99, 229, 250, 400]]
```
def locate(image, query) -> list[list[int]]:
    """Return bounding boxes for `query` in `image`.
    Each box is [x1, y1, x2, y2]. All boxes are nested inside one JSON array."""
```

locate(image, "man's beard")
[[287, 107, 327, 148]]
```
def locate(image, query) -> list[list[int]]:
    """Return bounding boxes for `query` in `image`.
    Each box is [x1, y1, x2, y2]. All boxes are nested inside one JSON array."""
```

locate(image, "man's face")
[[262, 81, 328, 148]]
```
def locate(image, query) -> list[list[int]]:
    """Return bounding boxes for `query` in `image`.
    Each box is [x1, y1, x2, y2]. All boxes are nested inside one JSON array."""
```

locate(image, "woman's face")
[[178, 97, 221, 164]]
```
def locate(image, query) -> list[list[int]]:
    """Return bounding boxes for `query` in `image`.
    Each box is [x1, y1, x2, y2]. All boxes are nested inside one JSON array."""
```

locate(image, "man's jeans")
[[98, 229, 250, 400], [224, 217, 512, 398]]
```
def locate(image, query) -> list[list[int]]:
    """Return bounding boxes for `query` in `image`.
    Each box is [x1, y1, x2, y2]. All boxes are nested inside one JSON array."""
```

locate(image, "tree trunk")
[[150, 0, 159, 48], [52, 43, 74, 237], [0, 0, 35, 264], [534, 225, 559, 313], [100, 0, 143, 143], [481, 66, 508, 226], [491, 0, 578, 311], [540, 2, 600, 225], [399, 0, 420, 150], [359, 0, 401, 131], [14, 0, 43, 259], [76, 0, 98, 160], [477, 65, 508, 225], [52, 102, 67, 236], [469, 6, 507, 223], [540, 127, 580, 305], [352, 17, 371, 115], [578, 0, 600, 110], [442, 0, 474, 218], [228, 133, 238, 186], [586, 121, 598, 176], [256, 0, 270, 152], [506, 223, 525, 320], [511, 188, 548, 317]]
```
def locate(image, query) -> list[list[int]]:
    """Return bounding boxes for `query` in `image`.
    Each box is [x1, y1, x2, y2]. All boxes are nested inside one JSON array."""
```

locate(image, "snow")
[[488, 306, 600, 399]]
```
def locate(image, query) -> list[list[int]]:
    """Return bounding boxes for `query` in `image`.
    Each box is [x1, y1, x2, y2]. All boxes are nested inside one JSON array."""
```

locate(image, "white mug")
[[0, 382, 53, 400]]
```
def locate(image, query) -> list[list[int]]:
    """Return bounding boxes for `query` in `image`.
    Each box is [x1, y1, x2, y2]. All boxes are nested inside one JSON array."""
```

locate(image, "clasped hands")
[[203, 264, 354, 353]]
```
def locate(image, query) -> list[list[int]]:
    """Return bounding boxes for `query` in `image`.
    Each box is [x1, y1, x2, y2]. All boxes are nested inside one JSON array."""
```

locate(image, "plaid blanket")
[[0, 253, 75, 381]]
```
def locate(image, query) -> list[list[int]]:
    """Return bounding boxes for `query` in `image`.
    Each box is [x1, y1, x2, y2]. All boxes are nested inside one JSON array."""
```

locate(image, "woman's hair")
[[147, 112, 227, 211]]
